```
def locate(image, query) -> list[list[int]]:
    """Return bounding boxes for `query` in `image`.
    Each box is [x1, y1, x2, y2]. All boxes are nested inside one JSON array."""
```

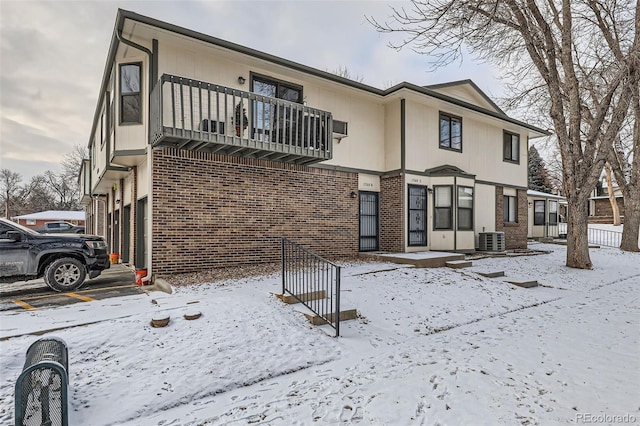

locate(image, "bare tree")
[[327, 65, 365, 83], [1, 169, 22, 218], [369, 0, 639, 268], [603, 162, 621, 226], [609, 95, 640, 251]]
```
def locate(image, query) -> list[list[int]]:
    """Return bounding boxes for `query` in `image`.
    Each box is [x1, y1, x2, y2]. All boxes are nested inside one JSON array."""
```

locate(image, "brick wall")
[[495, 187, 528, 249], [380, 174, 404, 252], [152, 148, 359, 275]]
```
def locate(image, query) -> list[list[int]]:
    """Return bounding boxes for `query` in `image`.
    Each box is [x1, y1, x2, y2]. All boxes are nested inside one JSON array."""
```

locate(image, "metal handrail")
[[558, 223, 622, 248], [281, 238, 341, 337]]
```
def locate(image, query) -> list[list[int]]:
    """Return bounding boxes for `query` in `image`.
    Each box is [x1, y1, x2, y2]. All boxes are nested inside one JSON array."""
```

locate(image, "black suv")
[[0, 218, 110, 291]]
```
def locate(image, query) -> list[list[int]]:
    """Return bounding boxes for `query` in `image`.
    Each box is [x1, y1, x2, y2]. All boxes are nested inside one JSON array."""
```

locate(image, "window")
[[549, 201, 558, 225], [503, 131, 520, 163], [408, 185, 427, 246], [534, 200, 546, 225], [457, 186, 474, 230], [503, 195, 517, 222], [439, 113, 462, 152], [434, 186, 453, 230], [251, 75, 303, 141], [120, 63, 142, 123]]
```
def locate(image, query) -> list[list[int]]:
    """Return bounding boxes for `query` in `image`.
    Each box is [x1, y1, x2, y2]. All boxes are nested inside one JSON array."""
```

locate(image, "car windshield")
[[1, 219, 40, 236]]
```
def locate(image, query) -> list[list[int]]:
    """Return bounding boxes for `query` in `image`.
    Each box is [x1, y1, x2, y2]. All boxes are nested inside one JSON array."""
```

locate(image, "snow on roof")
[[527, 190, 565, 200], [11, 210, 85, 221]]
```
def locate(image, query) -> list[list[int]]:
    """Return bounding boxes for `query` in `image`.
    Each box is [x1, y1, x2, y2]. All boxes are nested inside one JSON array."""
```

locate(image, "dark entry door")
[[359, 191, 379, 251], [135, 197, 147, 268], [113, 209, 120, 255], [408, 185, 427, 246], [122, 205, 131, 263]]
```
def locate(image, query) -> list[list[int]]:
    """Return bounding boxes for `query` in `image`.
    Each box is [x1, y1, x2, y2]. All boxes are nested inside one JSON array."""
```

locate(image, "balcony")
[[150, 74, 333, 165]]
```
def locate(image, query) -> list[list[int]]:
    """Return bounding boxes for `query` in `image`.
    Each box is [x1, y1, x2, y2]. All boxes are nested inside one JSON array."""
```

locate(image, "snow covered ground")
[[1, 243, 638, 425]]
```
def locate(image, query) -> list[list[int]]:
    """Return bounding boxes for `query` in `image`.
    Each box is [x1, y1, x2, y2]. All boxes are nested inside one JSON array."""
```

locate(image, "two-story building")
[[79, 9, 548, 279]]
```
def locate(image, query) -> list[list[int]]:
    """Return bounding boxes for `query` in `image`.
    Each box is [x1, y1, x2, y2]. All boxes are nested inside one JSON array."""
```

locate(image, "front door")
[[408, 185, 427, 246], [122, 205, 131, 263], [359, 191, 379, 252]]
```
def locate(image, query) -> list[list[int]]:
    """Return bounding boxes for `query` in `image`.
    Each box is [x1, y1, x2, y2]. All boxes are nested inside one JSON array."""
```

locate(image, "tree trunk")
[[604, 163, 621, 226], [619, 187, 640, 252], [566, 197, 593, 269]]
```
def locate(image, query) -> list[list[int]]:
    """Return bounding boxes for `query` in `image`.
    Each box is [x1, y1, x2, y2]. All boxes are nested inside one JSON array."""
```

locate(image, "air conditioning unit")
[[478, 232, 506, 252], [332, 120, 348, 141]]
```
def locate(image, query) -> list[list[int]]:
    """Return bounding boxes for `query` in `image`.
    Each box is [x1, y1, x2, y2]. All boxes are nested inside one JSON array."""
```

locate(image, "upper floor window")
[[457, 186, 474, 230], [439, 113, 462, 152], [434, 186, 453, 230], [120, 63, 142, 124], [503, 131, 520, 163], [504, 195, 518, 222]]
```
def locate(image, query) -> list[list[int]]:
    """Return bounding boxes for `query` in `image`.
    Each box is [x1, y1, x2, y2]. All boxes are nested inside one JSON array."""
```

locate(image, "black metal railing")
[[150, 74, 333, 164], [281, 238, 342, 337], [558, 223, 622, 247]]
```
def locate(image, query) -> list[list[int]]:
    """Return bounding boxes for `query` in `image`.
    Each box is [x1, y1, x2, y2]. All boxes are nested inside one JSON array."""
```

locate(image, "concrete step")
[[276, 290, 327, 304], [476, 270, 505, 278], [303, 309, 358, 326], [506, 278, 539, 288], [446, 260, 472, 269]]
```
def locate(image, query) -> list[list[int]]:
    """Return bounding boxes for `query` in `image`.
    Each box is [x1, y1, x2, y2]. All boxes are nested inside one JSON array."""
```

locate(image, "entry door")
[[359, 191, 379, 252], [122, 205, 131, 263], [113, 209, 120, 255], [135, 197, 147, 268], [408, 185, 427, 246]]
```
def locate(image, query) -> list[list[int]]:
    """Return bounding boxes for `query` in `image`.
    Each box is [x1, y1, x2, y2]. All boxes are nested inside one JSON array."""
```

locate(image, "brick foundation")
[[152, 148, 359, 275]]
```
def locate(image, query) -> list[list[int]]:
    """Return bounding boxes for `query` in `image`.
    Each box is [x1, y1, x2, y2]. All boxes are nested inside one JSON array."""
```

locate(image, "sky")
[[1, 238, 638, 424], [0, 0, 504, 182]]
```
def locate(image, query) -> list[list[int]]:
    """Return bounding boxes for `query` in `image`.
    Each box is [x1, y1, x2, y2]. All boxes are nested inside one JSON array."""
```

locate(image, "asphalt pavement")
[[0, 264, 144, 310]]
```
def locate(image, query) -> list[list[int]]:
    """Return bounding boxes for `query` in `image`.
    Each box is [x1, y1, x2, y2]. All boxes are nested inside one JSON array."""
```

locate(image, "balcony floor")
[[154, 127, 328, 165]]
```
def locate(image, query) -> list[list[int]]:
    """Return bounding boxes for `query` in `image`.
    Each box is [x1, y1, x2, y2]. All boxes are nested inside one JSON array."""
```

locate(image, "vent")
[[333, 120, 348, 137], [478, 232, 506, 252]]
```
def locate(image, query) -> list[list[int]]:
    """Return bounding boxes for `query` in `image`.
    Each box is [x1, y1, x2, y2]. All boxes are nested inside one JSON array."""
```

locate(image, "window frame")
[[439, 112, 463, 152], [549, 200, 558, 226], [434, 185, 453, 230], [534, 200, 546, 226], [457, 186, 474, 230], [119, 62, 143, 125], [503, 195, 518, 223], [503, 131, 520, 163], [408, 185, 428, 246]]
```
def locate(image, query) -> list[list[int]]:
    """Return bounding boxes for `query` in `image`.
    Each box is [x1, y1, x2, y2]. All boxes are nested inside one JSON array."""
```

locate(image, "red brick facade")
[[151, 148, 359, 275], [495, 187, 528, 249], [380, 174, 404, 252]]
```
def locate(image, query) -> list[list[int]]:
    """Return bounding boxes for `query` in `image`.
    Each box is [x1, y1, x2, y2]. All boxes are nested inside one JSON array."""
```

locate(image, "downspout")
[[454, 176, 457, 251], [116, 28, 155, 283], [400, 99, 406, 251]]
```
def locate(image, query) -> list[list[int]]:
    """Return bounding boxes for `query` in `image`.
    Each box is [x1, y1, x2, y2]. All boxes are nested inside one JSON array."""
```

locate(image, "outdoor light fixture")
[[237, 76, 246, 85], [350, 191, 358, 199]]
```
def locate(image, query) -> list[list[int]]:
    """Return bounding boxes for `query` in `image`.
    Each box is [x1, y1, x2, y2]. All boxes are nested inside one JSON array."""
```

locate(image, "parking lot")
[[0, 264, 144, 312]]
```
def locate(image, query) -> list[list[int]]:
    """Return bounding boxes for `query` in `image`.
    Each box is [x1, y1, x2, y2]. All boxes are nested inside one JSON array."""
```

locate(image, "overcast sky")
[[0, 0, 504, 181]]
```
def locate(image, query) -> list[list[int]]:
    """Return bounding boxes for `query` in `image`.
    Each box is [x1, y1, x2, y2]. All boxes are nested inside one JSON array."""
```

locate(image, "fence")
[[558, 223, 622, 248], [281, 238, 342, 337]]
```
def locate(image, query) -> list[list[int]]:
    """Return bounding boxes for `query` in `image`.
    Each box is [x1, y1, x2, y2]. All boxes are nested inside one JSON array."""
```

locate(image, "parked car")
[[35, 221, 85, 234], [0, 218, 109, 291]]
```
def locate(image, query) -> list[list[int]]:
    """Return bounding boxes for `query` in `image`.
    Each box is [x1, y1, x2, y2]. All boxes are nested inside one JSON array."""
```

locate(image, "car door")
[[0, 222, 31, 276]]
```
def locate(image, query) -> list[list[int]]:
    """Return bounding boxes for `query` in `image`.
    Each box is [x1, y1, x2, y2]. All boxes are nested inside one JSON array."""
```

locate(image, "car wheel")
[[44, 257, 87, 292]]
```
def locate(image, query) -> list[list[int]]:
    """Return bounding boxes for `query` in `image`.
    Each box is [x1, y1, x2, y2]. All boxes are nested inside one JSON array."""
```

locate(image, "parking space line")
[[78, 284, 137, 294], [13, 300, 36, 310], [65, 293, 95, 302]]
